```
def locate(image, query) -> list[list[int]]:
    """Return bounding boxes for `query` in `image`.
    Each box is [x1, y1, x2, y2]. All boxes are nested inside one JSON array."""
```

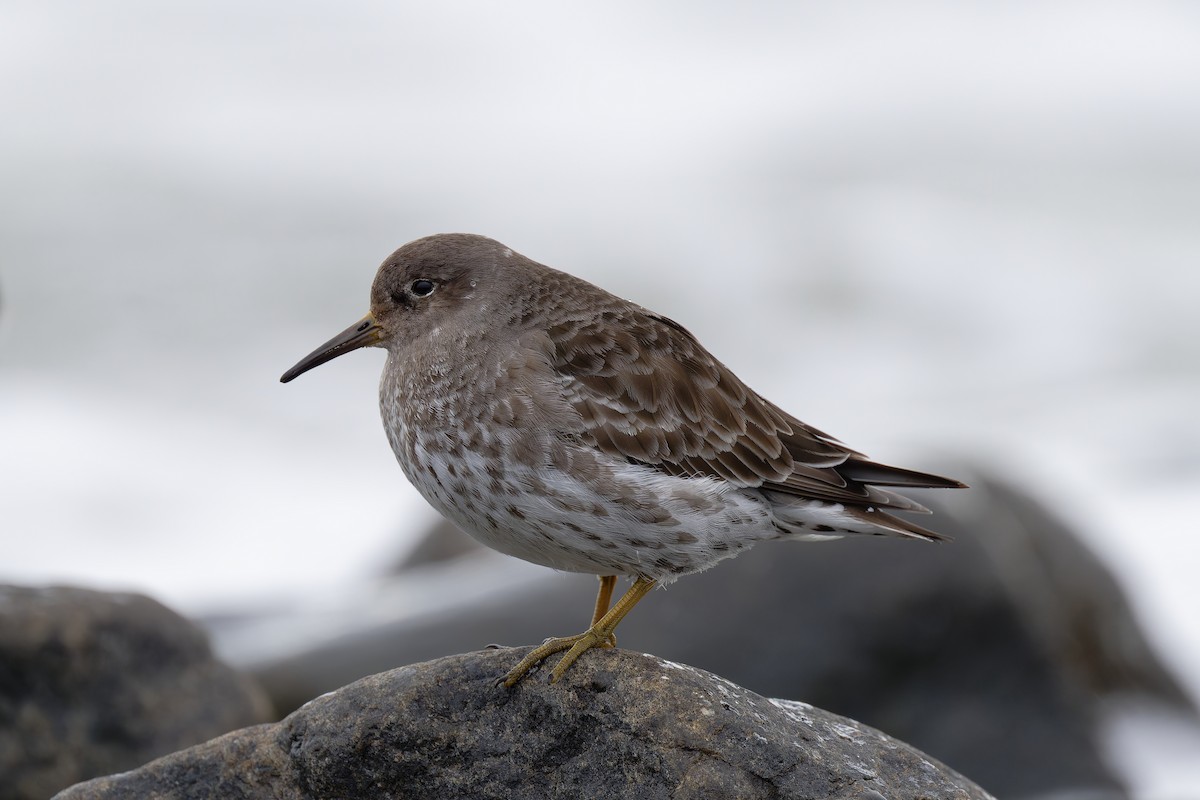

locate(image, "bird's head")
[[280, 233, 512, 383]]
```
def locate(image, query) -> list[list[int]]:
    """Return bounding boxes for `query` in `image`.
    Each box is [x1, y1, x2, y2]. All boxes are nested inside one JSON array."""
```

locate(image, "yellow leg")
[[592, 575, 617, 626], [501, 576, 656, 687], [592, 575, 619, 648]]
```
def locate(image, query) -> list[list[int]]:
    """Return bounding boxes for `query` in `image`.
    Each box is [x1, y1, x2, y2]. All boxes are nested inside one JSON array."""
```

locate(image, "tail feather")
[[837, 457, 963, 541], [840, 505, 953, 542], [862, 485, 933, 515], [768, 493, 954, 543], [838, 456, 967, 490]]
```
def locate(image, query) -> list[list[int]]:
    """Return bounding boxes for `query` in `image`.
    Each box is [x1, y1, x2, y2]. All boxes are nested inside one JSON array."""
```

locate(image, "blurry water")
[[2, 3, 1199, 794]]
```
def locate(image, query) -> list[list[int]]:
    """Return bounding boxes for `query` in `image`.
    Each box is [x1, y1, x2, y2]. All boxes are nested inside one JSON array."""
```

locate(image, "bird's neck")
[[380, 327, 500, 430]]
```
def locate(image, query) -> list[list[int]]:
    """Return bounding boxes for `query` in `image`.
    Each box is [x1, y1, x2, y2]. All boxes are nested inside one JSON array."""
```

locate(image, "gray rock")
[[0, 585, 273, 800], [245, 470, 1191, 798], [54, 648, 994, 800]]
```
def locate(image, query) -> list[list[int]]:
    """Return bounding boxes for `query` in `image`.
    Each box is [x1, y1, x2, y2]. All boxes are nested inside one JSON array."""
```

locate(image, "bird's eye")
[[411, 279, 435, 297]]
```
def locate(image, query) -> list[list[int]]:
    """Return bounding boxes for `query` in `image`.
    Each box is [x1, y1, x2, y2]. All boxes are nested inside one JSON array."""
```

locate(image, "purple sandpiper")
[[281, 233, 966, 686]]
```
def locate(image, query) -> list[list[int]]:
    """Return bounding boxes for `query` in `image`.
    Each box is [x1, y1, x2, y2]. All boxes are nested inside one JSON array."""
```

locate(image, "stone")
[[0, 585, 273, 800], [55, 648, 993, 800]]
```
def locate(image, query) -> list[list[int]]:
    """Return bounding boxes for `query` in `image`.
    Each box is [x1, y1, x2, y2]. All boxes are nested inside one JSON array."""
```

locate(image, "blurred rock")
[[0, 585, 273, 800], [247, 469, 1192, 799], [389, 517, 481, 572], [54, 648, 992, 800]]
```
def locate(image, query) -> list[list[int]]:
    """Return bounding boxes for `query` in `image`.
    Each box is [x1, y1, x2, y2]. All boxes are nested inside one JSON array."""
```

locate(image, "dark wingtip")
[[840, 457, 968, 490]]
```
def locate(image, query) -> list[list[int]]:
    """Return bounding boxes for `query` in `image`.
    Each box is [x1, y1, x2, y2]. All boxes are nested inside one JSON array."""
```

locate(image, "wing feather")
[[542, 306, 961, 519]]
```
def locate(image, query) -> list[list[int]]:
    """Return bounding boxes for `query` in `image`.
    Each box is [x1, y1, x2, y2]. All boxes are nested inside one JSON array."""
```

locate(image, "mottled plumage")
[[282, 233, 965, 684]]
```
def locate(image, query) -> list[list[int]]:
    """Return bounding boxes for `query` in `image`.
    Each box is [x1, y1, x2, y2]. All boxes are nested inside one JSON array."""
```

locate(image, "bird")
[[281, 233, 966, 687]]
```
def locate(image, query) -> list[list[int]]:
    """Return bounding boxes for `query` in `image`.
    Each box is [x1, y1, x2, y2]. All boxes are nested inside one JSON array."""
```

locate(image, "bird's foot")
[[499, 625, 615, 687], [499, 576, 655, 688]]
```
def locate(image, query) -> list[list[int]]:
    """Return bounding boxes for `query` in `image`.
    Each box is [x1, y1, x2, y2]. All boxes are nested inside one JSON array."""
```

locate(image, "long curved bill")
[[280, 313, 383, 383]]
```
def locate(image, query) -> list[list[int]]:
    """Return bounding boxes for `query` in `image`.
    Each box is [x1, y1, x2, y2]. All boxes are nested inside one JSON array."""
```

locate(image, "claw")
[[499, 577, 655, 688], [500, 633, 588, 687]]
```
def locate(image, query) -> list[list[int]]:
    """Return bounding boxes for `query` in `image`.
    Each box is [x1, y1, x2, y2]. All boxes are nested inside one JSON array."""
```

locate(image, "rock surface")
[[242, 470, 1190, 798], [55, 648, 993, 800], [0, 585, 273, 800]]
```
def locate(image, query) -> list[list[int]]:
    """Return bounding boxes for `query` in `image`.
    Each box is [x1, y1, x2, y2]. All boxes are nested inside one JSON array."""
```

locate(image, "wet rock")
[[55, 648, 993, 800]]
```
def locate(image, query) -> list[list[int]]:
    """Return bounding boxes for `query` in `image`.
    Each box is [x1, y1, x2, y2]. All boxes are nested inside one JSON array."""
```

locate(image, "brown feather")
[[545, 302, 962, 517]]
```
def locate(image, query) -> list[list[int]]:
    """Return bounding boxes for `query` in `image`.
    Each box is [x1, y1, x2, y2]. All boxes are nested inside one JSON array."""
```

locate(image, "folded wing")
[[544, 307, 964, 539]]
